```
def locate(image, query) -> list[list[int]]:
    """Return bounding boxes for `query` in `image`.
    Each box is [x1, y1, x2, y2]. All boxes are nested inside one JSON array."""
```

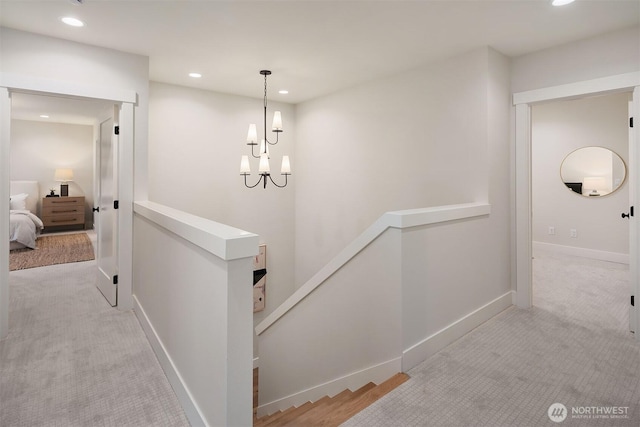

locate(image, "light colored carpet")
[[0, 260, 190, 426], [342, 251, 639, 426], [10, 233, 95, 271]]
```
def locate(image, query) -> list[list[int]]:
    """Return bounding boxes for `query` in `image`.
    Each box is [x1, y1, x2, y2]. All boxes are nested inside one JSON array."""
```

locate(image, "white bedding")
[[10, 210, 44, 250]]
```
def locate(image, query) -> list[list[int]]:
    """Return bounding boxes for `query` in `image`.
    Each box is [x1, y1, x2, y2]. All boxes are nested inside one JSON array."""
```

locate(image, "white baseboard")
[[402, 291, 513, 371], [253, 357, 259, 369], [257, 357, 402, 417], [133, 295, 206, 427], [533, 241, 629, 264]]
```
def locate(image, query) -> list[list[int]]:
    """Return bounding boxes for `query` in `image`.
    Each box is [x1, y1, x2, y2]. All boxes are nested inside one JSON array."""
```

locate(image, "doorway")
[[0, 79, 136, 339], [531, 93, 631, 331], [512, 73, 640, 339]]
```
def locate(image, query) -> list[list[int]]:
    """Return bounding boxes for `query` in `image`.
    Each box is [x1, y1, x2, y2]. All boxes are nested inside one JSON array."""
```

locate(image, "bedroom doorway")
[[512, 75, 640, 339], [530, 93, 631, 332], [0, 79, 136, 340]]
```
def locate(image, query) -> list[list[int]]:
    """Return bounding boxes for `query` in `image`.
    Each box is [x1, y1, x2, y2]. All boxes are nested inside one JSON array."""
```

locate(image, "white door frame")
[[0, 74, 136, 339], [512, 71, 640, 339]]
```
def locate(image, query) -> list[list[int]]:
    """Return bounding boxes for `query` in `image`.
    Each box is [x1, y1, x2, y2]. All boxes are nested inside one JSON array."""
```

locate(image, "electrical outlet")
[[548, 226, 555, 235], [570, 229, 577, 238]]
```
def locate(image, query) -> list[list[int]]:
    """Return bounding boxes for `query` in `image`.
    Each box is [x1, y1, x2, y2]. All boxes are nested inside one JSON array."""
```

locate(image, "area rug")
[[10, 233, 95, 271]]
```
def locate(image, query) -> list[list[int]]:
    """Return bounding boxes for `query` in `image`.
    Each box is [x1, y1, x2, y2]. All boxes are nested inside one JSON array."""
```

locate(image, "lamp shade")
[[259, 139, 270, 156], [54, 168, 74, 182], [272, 111, 283, 131], [247, 124, 258, 144], [281, 155, 291, 174], [240, 155, 251, 174], [258, 154, 270, 173]]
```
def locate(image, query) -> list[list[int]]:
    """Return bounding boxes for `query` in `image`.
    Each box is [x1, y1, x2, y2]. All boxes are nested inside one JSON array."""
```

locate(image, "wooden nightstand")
[[42, 196, 85, 231]]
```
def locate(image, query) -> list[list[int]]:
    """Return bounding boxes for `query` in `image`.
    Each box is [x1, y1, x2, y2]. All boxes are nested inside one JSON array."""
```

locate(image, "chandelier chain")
[[264, 73, 268, 109]]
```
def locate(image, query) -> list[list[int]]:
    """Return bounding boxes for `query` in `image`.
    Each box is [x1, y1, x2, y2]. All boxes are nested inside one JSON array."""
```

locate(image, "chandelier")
[[240, 70, 291, 189]]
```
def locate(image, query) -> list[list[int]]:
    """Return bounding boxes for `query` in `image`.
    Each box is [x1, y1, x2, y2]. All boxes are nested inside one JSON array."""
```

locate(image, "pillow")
[[10, 193, 28, 210]]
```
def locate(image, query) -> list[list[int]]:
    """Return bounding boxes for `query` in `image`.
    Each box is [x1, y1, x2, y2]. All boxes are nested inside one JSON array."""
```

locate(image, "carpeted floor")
[[0, 260, 189, 426], [10, 233, 95, 271], [342, 251, 639, 426], [3, 247, 638, 426]]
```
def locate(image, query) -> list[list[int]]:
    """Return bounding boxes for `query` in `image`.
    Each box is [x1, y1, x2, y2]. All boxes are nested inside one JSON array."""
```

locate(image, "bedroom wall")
[[531, 93, 629, 257], [148, 82, 295, 360], [10, 119, 94, 227]]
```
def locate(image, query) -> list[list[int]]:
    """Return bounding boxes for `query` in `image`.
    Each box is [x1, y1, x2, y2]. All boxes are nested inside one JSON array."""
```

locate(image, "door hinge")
[[113, 275, 118, 285], [632, 295, 635, 307], [114, 126, 120, 135], [631, 117, 634, 128], [114, 200, 119, 210]]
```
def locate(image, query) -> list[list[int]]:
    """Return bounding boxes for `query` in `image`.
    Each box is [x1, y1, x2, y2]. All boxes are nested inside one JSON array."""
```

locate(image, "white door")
[[629, 91, 639, 334], [95, 106, 119, 306]]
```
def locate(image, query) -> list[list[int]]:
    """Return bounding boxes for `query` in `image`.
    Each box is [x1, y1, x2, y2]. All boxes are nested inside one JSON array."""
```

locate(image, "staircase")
[[253, 369, 409, 426]]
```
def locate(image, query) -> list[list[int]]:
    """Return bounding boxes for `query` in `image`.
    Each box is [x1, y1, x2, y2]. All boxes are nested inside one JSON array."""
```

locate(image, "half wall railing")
[[256, 202, 513, 416]]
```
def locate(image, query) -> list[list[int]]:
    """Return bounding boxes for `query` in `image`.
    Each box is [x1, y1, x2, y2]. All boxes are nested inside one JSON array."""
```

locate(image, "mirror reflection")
[[560, 147, 626, 197]]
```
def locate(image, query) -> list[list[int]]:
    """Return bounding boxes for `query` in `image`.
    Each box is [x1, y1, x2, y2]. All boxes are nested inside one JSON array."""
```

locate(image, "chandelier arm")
[[243, 174, 263, 189], [250, 144, 261, 159], [267, 132, 279, 145], [267, 173, 288, 188]]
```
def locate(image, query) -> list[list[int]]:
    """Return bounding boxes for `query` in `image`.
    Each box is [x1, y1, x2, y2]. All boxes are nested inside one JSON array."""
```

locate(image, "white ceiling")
[[1, 0, 639, 123]]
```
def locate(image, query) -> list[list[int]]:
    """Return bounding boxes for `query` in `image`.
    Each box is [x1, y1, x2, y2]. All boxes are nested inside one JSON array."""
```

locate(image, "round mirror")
[[560, 147, 626, 197]]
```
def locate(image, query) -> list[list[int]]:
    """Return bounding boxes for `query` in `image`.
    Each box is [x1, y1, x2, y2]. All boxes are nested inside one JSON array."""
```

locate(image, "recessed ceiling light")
[[189, 72, 202, 78], [278, 90, 289, 95], [61, 17, 85, 27], [40, 115, 50, 118], [552, 0, 575, 6]]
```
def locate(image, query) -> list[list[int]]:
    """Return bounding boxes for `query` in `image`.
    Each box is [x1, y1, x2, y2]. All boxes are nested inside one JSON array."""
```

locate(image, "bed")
[[10, 180, 44, 250]]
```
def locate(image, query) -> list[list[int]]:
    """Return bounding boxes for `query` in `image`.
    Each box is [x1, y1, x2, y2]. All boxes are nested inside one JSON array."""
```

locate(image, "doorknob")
[[622, 212, 630, 218], [93, 207, 100, 212], [622, 206, 634, 219]]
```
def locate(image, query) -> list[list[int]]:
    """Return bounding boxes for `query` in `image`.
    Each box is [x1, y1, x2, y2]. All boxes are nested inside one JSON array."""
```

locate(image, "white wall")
[[0, 27, 149, 201], [532, 93, 630, 255], [511, 26, 640, 93], [293, 47, 503, 287], [402, 48, 512, 356], [148, 82, 295, 359], [10, 119, 94, 227]]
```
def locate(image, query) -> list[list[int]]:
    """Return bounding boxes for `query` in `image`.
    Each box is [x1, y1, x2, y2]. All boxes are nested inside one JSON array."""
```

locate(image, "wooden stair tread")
[[282, 390, 355, 426], [256, 402, 314, 427], [254, 371, 409, 427], [263, 402, 314, 426], [315, 373, 410, 426]]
